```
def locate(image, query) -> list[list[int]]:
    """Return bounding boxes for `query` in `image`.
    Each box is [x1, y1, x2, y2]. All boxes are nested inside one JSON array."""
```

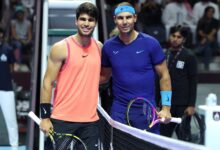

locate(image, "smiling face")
[[114, 12, 137, 35], [75, 13, 97, 37]]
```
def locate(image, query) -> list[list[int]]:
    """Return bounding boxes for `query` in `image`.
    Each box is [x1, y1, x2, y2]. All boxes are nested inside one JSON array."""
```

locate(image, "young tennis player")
[[39, 2, 102, 149], [100, 2, 172, 134]]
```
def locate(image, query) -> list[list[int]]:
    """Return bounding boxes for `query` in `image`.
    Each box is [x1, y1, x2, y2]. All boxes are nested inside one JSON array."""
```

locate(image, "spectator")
[[0, 27, 19, 149], [137, 0, 167, 46], [162, 0, 195, 42], [10, 5, 32, 69], [196, 6, 219, 70], [138, 0, 163, 27], [193, 0, 219, 25]]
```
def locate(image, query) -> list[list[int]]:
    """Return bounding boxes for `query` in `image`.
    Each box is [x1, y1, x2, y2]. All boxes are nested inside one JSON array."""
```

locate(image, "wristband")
[[160, 91, 172, 106], [40, 103, 52, 119]]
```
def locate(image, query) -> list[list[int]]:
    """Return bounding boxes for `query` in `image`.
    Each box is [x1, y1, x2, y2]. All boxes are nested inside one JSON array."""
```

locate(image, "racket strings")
[[127, 98, 155, 130], [48, 130, 87, 150]]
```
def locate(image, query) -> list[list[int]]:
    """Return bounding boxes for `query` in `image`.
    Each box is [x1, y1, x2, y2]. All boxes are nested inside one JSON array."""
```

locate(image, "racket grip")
[[160, 117, 182, 124], [170, 117, 182, 124], [28, 111, 41, 125]]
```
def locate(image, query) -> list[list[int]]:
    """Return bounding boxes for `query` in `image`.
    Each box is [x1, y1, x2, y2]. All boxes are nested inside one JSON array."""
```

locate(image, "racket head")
[[48, 130, 87, 150], [126, 97, 157, 130]]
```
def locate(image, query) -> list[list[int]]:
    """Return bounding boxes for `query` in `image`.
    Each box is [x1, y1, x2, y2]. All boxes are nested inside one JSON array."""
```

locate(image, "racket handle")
[[170, 117, 182, 124], [160, 117, 182, 124], [28, 111, 41, 125]]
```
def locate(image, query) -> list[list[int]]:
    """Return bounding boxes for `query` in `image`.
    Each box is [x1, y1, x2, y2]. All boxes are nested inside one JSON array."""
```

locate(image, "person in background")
[[39, 2, 102, 150], [0, 27, 18, 149], [196, 6, 219, 70], [162, 0, 195, 42], [10, 5, 32, 70], [193, 0, 219, 25], [160, 25, 198, 139], [100, 2, 172, 134]]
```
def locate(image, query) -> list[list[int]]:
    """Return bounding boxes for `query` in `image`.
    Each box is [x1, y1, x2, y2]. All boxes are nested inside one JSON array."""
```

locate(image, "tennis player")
[[100, 2, 172, 134], [40, 2, 102, 149]]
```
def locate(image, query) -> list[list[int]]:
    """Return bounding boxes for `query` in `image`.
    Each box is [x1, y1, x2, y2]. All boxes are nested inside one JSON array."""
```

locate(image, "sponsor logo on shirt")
[[136, 50, 144, 54], [113, 51, 119, 55]]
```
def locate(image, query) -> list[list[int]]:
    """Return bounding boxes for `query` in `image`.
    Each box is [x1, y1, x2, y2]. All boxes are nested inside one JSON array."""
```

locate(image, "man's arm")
[[100, 67, 112, 84], [154, 60, 172, 121], [185, 54, 198, 115], [40, 41, 67, 134]]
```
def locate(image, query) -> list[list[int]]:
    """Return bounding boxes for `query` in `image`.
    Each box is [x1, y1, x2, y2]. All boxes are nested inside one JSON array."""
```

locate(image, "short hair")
[[204, 6, 215, 15], [76, 2, 99, 21], [170, 25, 188, 39], [116, 2, 133, 7]]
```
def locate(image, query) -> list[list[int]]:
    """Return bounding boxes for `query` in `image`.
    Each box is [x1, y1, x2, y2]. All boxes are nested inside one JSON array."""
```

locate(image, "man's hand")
[[40, 118, 53, 135], [184, 106, 195, 116], [157, 106, 172, 124]]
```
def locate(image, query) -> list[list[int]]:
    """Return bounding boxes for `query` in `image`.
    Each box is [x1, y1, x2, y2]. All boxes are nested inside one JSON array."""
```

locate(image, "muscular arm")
[[40, 41, 67, 134], [155, 60, 171, 92], [41, 41, 67, 104], [155, 60, 172, 121]]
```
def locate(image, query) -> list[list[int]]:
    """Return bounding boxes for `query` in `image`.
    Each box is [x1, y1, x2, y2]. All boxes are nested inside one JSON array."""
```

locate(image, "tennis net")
[[97, 104, 207, 150]]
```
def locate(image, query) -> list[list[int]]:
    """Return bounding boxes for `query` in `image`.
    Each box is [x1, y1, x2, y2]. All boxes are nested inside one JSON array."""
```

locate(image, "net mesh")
[[98, 105, 207, 150]]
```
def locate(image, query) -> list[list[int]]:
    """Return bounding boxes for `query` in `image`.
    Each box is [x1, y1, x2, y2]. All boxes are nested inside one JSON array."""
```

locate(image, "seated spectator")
[[10, 5, 32, 69], [193, 0, 219, 25], [138, 0, 163, 27], [196, 6, 219, 70], [162, 0, 196, 43], [137, 0, 167, 46]]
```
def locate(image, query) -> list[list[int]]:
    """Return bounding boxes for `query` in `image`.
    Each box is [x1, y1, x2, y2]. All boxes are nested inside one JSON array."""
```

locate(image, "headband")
[[114, 6, 135, 15]]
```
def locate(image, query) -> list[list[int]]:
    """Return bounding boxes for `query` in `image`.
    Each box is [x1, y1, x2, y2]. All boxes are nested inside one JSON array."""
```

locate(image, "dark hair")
[[76, 2, 99, 21], [203, 6, 215, 16], [170, 25, 188, 38]]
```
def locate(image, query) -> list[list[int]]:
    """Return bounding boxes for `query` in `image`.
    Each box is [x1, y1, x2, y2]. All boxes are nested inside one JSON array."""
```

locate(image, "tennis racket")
[[126, 97, 182, 131], [28, 111, 87, 150]]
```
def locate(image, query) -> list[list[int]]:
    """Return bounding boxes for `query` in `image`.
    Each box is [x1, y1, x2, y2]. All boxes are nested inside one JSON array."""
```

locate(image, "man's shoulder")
[[51, 39, 67, 51], [183, 49, 196, 58], [103, 36, 119, 46], [138, 32, 160, 45]]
